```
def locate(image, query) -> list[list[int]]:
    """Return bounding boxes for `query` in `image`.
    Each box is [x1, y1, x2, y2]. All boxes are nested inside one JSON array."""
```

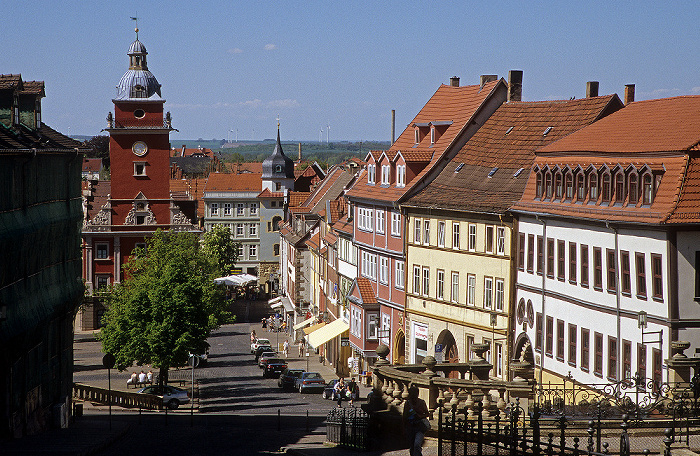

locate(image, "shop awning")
[[307, 318, 349, 349], [293, 316, 316, 331], [303, 322, 325, 335], [214, 274, 258, 287]]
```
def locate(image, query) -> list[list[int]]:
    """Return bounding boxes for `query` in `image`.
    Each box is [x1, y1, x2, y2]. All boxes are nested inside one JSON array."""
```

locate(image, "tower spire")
[[130, 15, 139, 39]]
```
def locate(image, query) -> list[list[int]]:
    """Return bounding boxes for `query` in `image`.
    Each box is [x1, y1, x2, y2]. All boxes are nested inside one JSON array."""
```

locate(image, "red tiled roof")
[[225, 162, 264, 174], [170, 146, 214, 158], [82, 158, 103, 172], [323, 232, 337, 245], [289, 192, 311, 207], [406, 95, 622, 213], [539, 96, 700, 154], [257, 188, 284, 198], [204, 172, 261, 192], [0, 74, 22, 90], [307, 232, 321, 250], [332, 214, 353, 235], [347, 80, 504, 204], [356, 278, 377, 305]]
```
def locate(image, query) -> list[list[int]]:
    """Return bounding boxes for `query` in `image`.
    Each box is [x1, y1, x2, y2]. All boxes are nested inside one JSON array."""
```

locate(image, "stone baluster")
[[496, 387, 507, 420], [391, 380, 404, 407], [384, 380, 395, 405], [465, 390, 475, 420], [481, 389, 492, 419]]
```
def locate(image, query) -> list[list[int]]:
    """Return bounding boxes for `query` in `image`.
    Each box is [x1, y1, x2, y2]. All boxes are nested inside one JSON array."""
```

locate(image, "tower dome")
[[114, 36, 162, 101]]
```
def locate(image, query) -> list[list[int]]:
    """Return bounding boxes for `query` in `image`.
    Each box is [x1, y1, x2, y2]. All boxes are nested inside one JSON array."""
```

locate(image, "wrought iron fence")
[[326, 406, 370, 451], [437, 399, 679, 456]]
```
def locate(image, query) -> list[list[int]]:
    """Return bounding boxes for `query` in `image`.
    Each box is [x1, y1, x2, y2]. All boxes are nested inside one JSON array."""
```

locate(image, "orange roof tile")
[[289, 192, 311, 207], [356, 278, 377, 305], [257, 188, 284, 198], [406, 95, 622, 213], [204, 172, 261, 192], [307, 232, 321, 250]]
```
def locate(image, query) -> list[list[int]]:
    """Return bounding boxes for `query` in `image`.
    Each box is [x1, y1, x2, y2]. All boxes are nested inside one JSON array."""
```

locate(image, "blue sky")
[[4, 1, 700, 142]]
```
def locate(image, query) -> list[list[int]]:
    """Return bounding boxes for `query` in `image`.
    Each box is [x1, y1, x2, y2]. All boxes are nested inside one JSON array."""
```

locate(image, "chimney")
[[586, 81, 599, 98], [181, 145, 186, 156], [480, 75, 497, 88], [508, 70, 523, 102], [298, 142, 302, 162], [450, 76, 460, 87], [624, 84, 635, 105], [391, 109, 396, 144]]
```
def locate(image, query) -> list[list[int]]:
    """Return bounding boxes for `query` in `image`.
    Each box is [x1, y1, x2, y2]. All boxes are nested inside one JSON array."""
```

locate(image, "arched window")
[[628, 173, 639, 204], [545, 172, 553, 199], [564, 172, 573, 200], [576, 173, 585, 201], [588, 172, 598, 201], [642, 173, 653, 205], [601, 172, 611, 202], [131, 84, 146, 98], [535, 171, 543, 199], [614, 173, 625, 204], [554, 172, 563, 199]]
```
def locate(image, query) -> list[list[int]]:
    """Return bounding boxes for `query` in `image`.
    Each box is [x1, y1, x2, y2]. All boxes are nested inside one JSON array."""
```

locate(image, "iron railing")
[[326, 406, 370, 451]]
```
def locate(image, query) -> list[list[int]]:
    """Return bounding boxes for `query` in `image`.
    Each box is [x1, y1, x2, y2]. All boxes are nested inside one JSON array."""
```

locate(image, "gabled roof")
[[300, 166, 354, 214], [257, 188, 284, 198], [510, 95, 700, 224], [289, 192, 311, 207], [82, 158, 103, 173], [405, 95, 622, 213], [226, 162, 263, 174], [204, 172, 261, 193], [347, 79, 505, 204]]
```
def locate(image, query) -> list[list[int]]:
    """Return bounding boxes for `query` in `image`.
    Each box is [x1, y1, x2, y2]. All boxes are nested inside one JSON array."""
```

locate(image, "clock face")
[[132, 141, 148, 156]]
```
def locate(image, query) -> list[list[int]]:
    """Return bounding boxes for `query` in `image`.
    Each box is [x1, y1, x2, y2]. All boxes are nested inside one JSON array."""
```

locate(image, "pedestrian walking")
[[347, 377, 358, 406], [298, 338, 305, 357], [283, 339, 289, 358], [261, 318, 267, 330], [334, 377, 346, 407], [403, 384, 430, 456]]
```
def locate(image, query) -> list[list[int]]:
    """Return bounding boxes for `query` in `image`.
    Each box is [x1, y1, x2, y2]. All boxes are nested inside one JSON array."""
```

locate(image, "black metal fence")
[[326, 406, 370, 451], [438, 399, 684, 456]]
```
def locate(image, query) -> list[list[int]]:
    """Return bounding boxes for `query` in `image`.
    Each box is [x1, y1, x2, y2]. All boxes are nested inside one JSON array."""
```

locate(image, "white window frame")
[[395, 260, 405, 289], [96, 274, 110, 290], [381, 313, 391, 345], [497, 227, 506, 255], [436, 269, 445, 300], [95, 243, 109, 260], [381, 164, 390, 185], [422, 267, 430, 297], [397, 165, 406, 187], [379, 257, 389, 284], [495, 278, 504, 311], [248, 244, 257, 259], [376, 209, 385, 234], [367, 313, 379, 339], [484, 276, 493, 309], [210, 203, 219, 216], [414, 218, 421, 244], [236, 223, 244, 237], [423, 220, 430, 246], [249, 223, 258, 237], [452, 223, 460, 249], [486, 226, 495, 254], [413, 265, 421, 295], [351, 307, 362, 337], [250, 202, 258, 215], [223, 203, 232, 216], [236, 203, 245, 216], [133, 162, 147, 176], [391, 212, 401, 236], [438, 221, 446, 248], [495, 342, 503, 377], [367, 164, 376, 184], [430, 126, 435, 145], [451, 272, 459, 303], [467, 274, 476, 306], [468, 224, 477, 251]]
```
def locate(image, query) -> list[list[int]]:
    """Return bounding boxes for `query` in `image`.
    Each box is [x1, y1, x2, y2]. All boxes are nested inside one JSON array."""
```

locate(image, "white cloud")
[[264, 43, 277, 51], [692, 87, 700, 94], [240, 99, 263, 108], [268, 99, 298, 108], [228, 48, 243, 54]]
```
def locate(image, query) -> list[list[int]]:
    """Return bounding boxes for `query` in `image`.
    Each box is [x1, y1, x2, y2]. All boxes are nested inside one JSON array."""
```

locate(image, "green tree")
[[201, 224, 240, 275], [98, 229, 232, 384], [83, 135, 110, 168]]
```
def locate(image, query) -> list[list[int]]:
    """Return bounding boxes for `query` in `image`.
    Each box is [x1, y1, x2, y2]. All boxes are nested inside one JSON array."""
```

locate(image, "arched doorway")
[[436, 330, 459, 378], [393, 329, 405, 365], [512, 333, 536, 381]]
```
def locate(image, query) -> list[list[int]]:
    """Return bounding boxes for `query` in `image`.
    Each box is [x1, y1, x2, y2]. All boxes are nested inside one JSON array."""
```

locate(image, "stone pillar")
[[666, 341, 700, 384]]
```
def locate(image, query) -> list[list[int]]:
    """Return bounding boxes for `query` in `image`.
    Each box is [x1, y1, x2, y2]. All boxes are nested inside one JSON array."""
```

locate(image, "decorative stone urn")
[[469, 343, 493, 381]]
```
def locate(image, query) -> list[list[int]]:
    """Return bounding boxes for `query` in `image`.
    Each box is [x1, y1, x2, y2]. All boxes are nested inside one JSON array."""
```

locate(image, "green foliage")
[[98, 229, 233, 374], [83, 135, 110, 168], [217, 141, 388, 166], [201, 224, 240, 276]]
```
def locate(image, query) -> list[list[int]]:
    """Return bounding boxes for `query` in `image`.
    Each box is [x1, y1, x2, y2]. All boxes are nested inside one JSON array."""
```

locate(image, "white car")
[[137, 385, 190, 409], [251, 338, 271, 353]]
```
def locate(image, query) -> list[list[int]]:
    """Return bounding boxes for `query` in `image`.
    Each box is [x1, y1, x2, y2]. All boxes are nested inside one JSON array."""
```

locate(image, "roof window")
[[505, 126, 514, 135], [543, 127, 553, 137], [488, 167, 499, 178], [513, 168, 524, 178], [454, 163, 464, 173]]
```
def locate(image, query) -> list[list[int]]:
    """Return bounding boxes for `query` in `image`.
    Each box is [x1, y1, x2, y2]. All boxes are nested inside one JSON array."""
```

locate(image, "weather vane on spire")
[[276, 114, 281, 130], [130, 15, 139, 38]]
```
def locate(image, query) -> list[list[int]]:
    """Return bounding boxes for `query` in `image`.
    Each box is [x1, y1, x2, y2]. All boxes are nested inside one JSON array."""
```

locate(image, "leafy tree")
[[83, 135, 110, 168], [99, 229, 232, 384], [201, 224, 240, 276]]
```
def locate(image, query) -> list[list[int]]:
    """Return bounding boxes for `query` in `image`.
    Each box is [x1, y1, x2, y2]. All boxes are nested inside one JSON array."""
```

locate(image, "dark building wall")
[[0, 150, 83, 438]]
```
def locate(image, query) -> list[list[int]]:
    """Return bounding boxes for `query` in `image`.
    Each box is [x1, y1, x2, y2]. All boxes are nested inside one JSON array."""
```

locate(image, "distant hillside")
[[217, 141, 390, 167]]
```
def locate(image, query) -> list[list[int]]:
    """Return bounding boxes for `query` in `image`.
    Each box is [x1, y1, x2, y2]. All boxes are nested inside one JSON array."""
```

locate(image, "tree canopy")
[[99, 229, 233, 383], [83, 135, 110, 168], [201, 224, 240, 276]]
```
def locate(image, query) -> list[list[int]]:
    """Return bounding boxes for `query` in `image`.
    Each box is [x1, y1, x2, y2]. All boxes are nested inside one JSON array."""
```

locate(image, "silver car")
[[137, 385, 190, 409]]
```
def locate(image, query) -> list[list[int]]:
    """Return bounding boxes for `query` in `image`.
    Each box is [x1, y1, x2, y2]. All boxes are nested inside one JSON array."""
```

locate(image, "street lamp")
[[637, 310, 647, 330]]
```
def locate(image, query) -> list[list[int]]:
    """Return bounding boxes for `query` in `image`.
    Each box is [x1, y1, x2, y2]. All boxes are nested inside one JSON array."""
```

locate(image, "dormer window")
[[544, 172, 553, 199], [601, 172, 611, 202], [588, 172, 599, 201], [554, 172, 562, 199], [414, 129, 419, 145], [367, 164, 376, 184], [576, 173, 585, 201], [275, 164, 282, 173], [628, 173, 639, 204], [396, 165, 406, 187], [535, 171, 543, 199], [642, 173, 654, 205], [381, 165, 390, 185], [614, 173, 625, 204], [430, 126, 435, 145], [131, 84, 146, 98], [564, 172, 573, 200]]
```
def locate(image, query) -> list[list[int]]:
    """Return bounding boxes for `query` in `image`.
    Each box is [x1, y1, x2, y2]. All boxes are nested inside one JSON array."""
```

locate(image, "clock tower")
[[82, 30, 196, 296]]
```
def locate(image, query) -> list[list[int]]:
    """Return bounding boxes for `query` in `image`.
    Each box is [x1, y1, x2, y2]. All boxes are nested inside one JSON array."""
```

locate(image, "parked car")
[[137, 385, 189, 409], [322, 379, 349, 401], [278, 368, 305, 390], [258, 351, 279, 368], [251, 338, 271, 353], [254, 345, 274, 362], [262, 358, 288, 378], [295, 372, 325, 393]]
